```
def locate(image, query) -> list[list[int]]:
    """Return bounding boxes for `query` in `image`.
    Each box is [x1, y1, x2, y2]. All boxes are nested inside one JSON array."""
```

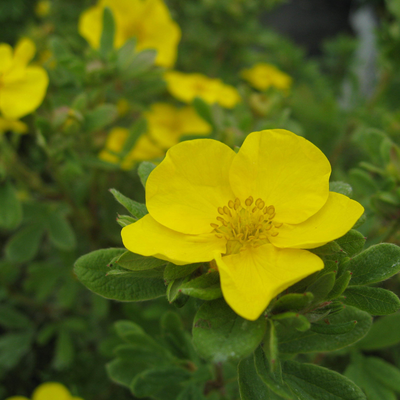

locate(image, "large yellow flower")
[[0, 116, 28, 134], [122, 129, 364, 320], [164, 71, 241, 109], [79, 0, 181, 68], [0, 38, 49, 120], [6, 382, 83, 400], [241, 63, 292, 92]]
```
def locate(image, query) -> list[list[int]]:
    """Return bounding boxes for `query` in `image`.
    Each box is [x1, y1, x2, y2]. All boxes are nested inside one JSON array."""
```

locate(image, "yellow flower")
[[121, 129, 364, 320], [79, 0, 181, 68], [6, 382, 83, 400], [164, 71, 241, 109], [241, 63, 292, 92], [145, 103, 211, 149], [35, 1, 51, 17], [0, 116, 28, 134], [99, 127, 164, 170], [0, 38, 49, 120]]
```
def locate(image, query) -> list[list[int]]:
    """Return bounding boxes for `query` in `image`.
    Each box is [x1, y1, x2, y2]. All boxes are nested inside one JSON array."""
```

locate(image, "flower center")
[[211, 196, 282, 255]]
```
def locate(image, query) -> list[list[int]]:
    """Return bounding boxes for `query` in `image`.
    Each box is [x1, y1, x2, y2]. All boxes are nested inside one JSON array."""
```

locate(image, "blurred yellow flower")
[[241, 63, 292, 92], [100, 103, 211, 169], [99, 127, 164, 170], [35, 0, 51, 17], [116, 98, 130, 117], [6, 382, 83, 400], [79, 0, 181, 68], [164, 71, 241, 108], [0, 117, 28, 134], [121, 129, 364, 320], [0, 38, 49, 120], [145, 103, 211, 148]]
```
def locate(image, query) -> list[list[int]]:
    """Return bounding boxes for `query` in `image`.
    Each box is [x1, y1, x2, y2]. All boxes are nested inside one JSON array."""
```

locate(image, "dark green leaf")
[[306, 272, 336, 303], [120, 118, 147, 159], [271, 293, 314, 313], [343, 286, 400, 315], [74, 248, 166, 301], [109, 188, 148, 219], [180, 271, 222, 300], [272, 312, 311, 332], [0, 181, 22, 230], [335, 229, 365, 257], [84, 104, 118, 133], [138, 161, 156, 188], [47, 213, 76, 251], [0, 332, 33, 369], [329, 181, 353, 197], [176, 384, 206, 400], [192, 97, 214, 127], [283, 360, 366, 400], [107, 358, 144, 388], [327, 271, 352, 300], [53, 329, 74, 370], [344, 243, 400, 286], [100, 7, 115, 56], [115, 251, 166, 271], [310, 320, 356, 335], [164, 263, 201, 281], [0, 306, 31, 329], [192, 298, 266, 362]]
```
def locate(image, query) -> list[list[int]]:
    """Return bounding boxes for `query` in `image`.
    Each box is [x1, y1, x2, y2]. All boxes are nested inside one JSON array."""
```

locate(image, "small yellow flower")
[[0, 116, 28, 134], [164, 71, 241, 109], [116, 98, 130, 117], [241, 63, 292, 92], [79, 0, 181, 68], [6, 382, 83, 400], [35, 0, 51, 18], [145, 103, 211, 149], [122, 129, 364, 320], [0, 38, 49, 120], [99, 127, 164, 170]]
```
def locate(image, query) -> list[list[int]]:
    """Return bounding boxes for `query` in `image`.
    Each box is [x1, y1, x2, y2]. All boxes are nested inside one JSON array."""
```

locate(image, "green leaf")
[[167, 277, 189, 305], [263, 320, 279, 368], [192, 97, 214, 127], [176, 384, 206, 400], [180, 271, 223, 300], [0, 331, 33, 369], [74, 248, 166, 301], [84, 104, 118, 133], [335, 229, 365, 257], [278, 306, 372, 354], [310, 320, 356, 335], [164, 263, 201, 281], [0, 305, 31, 329], [327, 271, 352, 300], [329, 181, 353, 197], [120, 118, 147, 159], [109, 188, 148, 219], [138, 161, 156, 188], [47, 213, 76, 251], [283, 360, 366, 400], [344, 243, 400, 286], [115, 251, 166, 271], [100, 7, 115, 56], [357, 314, 400, 350], [0, 181, 22, 230], [271, 312, 311, 332], [53, 329, 74, 370], [123, 50, 157, 78], [192, 298, 266, 362], [106, 266, 164, 278], [130, 366, 191, 398], [5, 223, 46, 263], [306, 272, 336, 303], [343, 286, 400, 315], [271, 293, 314, 313], [238, 355, 285, 400], [365, 357, 400, 393]]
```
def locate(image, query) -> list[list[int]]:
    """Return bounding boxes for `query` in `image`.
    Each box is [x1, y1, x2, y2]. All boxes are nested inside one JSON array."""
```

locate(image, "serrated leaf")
[[115, 251, 166, 271], [109, 189, 148, 219], [74, 248, 166, 301], [278, 306, 372, 354], [0, 181, 22, 230], [329, 181, 353, 197], [138, 161, 156, 188], [283, 360, 366, 400], [343, 286, 400, 315], [345, 243, 400, 285], [335, 229, 365, 257], [272, 293, 314, 313], [47, 213, 76, 251], [193, 298, 266, 363], [164, 263, 201, 281], [180, 271, 222, 300], [357, 313, 400, 350]]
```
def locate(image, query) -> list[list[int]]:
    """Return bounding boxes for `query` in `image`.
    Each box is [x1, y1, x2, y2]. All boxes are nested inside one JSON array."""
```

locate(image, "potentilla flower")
[[0, 38, 49, 120], [0, 117, 28, 134], [6, 382, 83, 400], [79, 0, 181, 68], [122, 129, 364, 320], [241, 63, 292, 92], [164, 71, 241, 109]]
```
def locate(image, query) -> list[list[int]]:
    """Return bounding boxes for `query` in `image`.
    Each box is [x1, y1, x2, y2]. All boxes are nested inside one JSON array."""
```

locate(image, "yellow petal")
[[270, 192, 365, 249], [216, 83, 241, 108], [0, 117, 28, 134], [5, 397, 30, 400], [32, 383, 71, 400], [122, 214, 226, 265], [146, 139, 236, 234], [178, 106, 212, 136], [229, 130, 331, 224], [78, 4, 103, 49], [0, 43, 13, 73], [13, 38, 36, 67], [215, 244, 323, 320], [1, 66, 49, 119]]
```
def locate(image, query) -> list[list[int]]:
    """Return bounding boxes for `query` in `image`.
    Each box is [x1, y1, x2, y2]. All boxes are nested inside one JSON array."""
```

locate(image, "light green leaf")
[[109, 189, 148, 219], [0, 181, 22, 230], [192, 97, 215, 127], [115, 251, 166, 271], [335, 229, 365, 257], [180, 271, 222, 300], [74, 248, 166, 301], [100, 7, 115, 56], [138, 161, 156, 188], [343, 286, 400, 315], [84, 104, 118, 133], [327, 271, 351, 300], [192, 298, 266, 363], [329, 181, 353, 197], [365, 357, 400, 393], [164, 263, 201, 281]]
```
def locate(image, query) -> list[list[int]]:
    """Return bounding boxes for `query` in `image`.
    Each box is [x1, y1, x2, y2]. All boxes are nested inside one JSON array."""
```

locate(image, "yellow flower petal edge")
[[5, 397, 30, 400], [32, 382, 73, 400], [122, 129, 364, 320], [215, 245, 323, 320], [122, 214, 226, 265]]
